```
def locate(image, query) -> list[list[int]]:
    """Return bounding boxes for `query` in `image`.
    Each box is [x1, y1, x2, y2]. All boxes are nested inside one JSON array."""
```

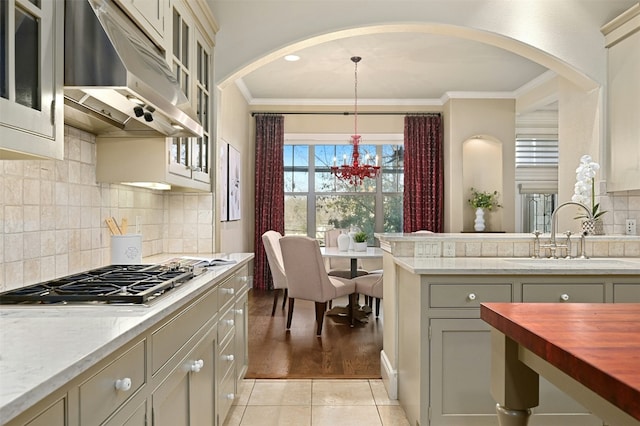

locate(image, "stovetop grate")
[[0, 264, 195, 304]]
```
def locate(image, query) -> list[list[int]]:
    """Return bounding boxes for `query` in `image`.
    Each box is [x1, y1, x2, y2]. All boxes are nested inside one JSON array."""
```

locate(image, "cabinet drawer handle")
[[222, 288, 235, 295], [226, 393, 235, 400], [190, 359, 204, 373], [115, 378, 132, 392], [234, 309, 244, 315], [224, 319, 235, 326], [467, 293, 477, 301], [221, 354, 235, 362], [560, 293, 570, 302]]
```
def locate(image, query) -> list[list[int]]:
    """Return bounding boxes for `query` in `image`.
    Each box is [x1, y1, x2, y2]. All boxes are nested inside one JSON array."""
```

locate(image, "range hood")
[[64, 0, 203, 138]]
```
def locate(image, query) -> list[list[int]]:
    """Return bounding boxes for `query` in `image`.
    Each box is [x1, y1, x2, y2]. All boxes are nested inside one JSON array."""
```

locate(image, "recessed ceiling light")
[[284, 54, 300, 62]]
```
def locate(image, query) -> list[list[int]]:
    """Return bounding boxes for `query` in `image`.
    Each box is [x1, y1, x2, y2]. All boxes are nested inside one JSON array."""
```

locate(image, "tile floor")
[[224, 379, 410, 426]]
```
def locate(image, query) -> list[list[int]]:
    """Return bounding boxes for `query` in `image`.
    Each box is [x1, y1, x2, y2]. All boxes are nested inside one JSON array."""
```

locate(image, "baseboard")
[[380, 350, 397, 399]]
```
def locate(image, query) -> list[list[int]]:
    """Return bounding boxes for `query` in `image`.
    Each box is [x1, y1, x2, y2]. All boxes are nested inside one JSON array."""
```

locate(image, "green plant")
[[353, 231, 368, 243], [468, 188, 502, 210]]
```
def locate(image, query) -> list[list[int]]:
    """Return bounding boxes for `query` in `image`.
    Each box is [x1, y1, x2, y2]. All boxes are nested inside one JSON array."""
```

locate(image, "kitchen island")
[[0, 253, 253, 426], [481, 303, 640, 426], [376, 232, 640, 426]]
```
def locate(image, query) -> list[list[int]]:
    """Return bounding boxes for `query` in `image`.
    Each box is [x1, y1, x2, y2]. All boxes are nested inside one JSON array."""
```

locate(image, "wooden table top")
[[480, 303, 640, 421]]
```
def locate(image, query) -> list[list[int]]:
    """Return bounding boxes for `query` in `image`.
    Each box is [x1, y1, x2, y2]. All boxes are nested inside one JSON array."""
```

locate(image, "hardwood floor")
[[246, 289, 383, 379]]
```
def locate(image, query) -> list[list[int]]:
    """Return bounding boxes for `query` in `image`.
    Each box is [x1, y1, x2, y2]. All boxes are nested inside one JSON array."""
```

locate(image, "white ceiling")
[[237, 32, 551, 105]]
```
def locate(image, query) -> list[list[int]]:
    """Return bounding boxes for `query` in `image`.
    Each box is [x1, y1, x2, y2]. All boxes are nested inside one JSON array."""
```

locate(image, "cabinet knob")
[[467, 293, 477, 301], [221, 354, 235, 362], [226, 393, 235, 400], [115, 378, 132, 391], [225, 319, 235, 326], [190, 359, 204, 373], [560, 293, 570, 302], [234, 309, 244, 315], [222, 288, 235, 295]]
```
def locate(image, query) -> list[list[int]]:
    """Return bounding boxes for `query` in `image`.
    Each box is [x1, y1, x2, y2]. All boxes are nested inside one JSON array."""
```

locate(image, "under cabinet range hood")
[[64, 0, 203, 137]]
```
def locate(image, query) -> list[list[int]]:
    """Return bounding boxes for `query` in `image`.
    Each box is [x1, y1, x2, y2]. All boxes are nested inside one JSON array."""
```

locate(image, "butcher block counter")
[[481, 303, 640, 426]]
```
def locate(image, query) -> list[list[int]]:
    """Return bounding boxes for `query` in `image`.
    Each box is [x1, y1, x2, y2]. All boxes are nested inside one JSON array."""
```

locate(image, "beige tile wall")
[[0, 126, 214, 292]]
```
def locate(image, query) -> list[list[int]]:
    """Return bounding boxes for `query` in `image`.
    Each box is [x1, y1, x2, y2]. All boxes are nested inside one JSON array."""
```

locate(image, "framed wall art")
[[227, 144, 242, 221], [219, 141, 229, 221]]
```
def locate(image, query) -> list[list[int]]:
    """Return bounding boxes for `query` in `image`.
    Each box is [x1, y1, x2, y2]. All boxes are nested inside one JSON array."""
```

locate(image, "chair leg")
[[271, 289, 280, 316], [315, 302, 327, 335], [286, 298, 295, 329], [348, 293, 357, 327], [375, 298, 381, 318], [282, 289, 288, 310]]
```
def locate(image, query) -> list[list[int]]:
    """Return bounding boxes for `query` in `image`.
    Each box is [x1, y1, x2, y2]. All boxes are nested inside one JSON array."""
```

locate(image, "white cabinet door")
[[0, 0, 63, 160]]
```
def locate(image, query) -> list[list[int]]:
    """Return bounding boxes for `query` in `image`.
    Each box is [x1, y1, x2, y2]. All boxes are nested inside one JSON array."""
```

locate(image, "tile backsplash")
[[0, 126, 214, 292]]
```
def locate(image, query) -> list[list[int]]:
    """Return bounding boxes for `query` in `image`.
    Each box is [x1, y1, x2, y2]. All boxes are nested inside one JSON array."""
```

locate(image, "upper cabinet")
[[116, 0, 168, 47], [601, 3, 640, 192], [0, 0, 64, 160]]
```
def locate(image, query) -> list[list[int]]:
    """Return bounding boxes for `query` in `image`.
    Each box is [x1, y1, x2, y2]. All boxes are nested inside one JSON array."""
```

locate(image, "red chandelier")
[[331, 56, 380, 186]]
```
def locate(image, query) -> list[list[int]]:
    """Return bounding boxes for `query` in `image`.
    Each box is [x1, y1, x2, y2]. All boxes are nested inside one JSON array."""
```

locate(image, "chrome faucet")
[[548, 201, 593, 258]]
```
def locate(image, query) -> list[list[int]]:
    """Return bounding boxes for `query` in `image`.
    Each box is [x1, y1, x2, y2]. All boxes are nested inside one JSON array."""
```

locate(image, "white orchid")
[[571, 154, 607, 219]]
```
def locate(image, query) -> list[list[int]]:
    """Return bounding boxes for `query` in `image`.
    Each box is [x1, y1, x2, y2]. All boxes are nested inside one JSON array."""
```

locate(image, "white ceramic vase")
[[337, 232, 351, 251], [474, 207, 485, 232]]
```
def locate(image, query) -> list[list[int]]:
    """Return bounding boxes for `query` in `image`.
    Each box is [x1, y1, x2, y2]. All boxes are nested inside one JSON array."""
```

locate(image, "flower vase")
[[337, 232, 351, 251], [582, 219, 604, 235], [474, 207, 485, 232]]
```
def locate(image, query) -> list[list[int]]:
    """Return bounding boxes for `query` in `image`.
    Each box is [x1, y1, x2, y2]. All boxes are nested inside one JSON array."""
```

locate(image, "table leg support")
[[496, 404, 531, 426]]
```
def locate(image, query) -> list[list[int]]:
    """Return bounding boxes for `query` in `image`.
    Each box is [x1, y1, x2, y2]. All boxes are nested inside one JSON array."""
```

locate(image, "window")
[[284, 142, 404, 245]]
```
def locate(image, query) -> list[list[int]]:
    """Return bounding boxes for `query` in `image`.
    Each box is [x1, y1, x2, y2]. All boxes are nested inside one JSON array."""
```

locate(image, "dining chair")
[[353, 273, 383, 317], [261, 230, 288, 316], [280, 235, 357, 335], [323, 228, 368, 278]]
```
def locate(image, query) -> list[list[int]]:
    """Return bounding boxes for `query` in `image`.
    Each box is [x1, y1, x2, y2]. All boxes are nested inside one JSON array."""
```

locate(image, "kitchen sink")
[[502, 258, 636, 267]]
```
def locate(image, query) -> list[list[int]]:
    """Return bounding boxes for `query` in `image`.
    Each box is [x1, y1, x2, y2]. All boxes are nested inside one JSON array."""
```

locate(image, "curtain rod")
[[250, 111, 441, 117]]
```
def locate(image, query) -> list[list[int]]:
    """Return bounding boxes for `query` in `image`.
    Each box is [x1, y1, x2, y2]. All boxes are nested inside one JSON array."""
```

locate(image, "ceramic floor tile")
[[239, 405, 311, 426], [369, 379, 399, 405], [233, 379, 255, 406], [312, 379, 376, 406], [223, 404, 246, 426], [312, 405, 382, 426], [377, 405, 411, 425], [248, 379, 312, 405]]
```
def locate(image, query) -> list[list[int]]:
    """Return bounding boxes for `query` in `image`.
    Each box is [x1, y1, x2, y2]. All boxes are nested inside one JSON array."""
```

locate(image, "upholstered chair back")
[[262, 230, 287, 290]]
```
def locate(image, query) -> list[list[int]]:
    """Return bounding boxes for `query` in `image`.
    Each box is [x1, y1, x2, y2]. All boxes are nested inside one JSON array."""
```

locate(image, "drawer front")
[[79, 340, 146, 425], [217, 365, 236, 424], [430, 284, 512, 308], [613, 284, 640, 303], [234, 265, 250, 294], [217, 306, 236, 344], [152, 286, 218, 374], [522, 283, 605, 303], [217, 324, 236, 381], [218, 276, 236, 311]]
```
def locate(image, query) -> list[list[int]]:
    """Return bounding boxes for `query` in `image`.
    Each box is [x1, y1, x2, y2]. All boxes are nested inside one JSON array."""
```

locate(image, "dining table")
[[320, 246, 383, 279], [320, 246, 383, 323]]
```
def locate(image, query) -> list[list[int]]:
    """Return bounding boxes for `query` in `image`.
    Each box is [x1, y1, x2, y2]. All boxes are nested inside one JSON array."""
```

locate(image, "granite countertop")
[[0, 253, 253, 424], [394, 256, 640, 275]]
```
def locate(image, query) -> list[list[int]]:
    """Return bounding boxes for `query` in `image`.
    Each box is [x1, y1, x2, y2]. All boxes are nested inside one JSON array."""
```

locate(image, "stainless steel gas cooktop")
[[0, 264, 194, 305]]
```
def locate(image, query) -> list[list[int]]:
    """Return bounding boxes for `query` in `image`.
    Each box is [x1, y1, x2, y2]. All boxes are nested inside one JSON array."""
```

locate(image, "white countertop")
[[394, 256, 640, 275], [0, 253, 253, 424]]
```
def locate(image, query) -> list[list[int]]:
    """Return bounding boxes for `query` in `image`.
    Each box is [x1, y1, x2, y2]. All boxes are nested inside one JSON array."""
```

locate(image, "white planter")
[[474, 207, 485, 232], [354, 242, 368, 252]]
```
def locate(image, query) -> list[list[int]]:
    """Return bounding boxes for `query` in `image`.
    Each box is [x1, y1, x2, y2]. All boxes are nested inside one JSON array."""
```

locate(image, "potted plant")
[[353, 231, 368, 251], [468, 188, 502, 232], [571, 154, 607, 234]]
